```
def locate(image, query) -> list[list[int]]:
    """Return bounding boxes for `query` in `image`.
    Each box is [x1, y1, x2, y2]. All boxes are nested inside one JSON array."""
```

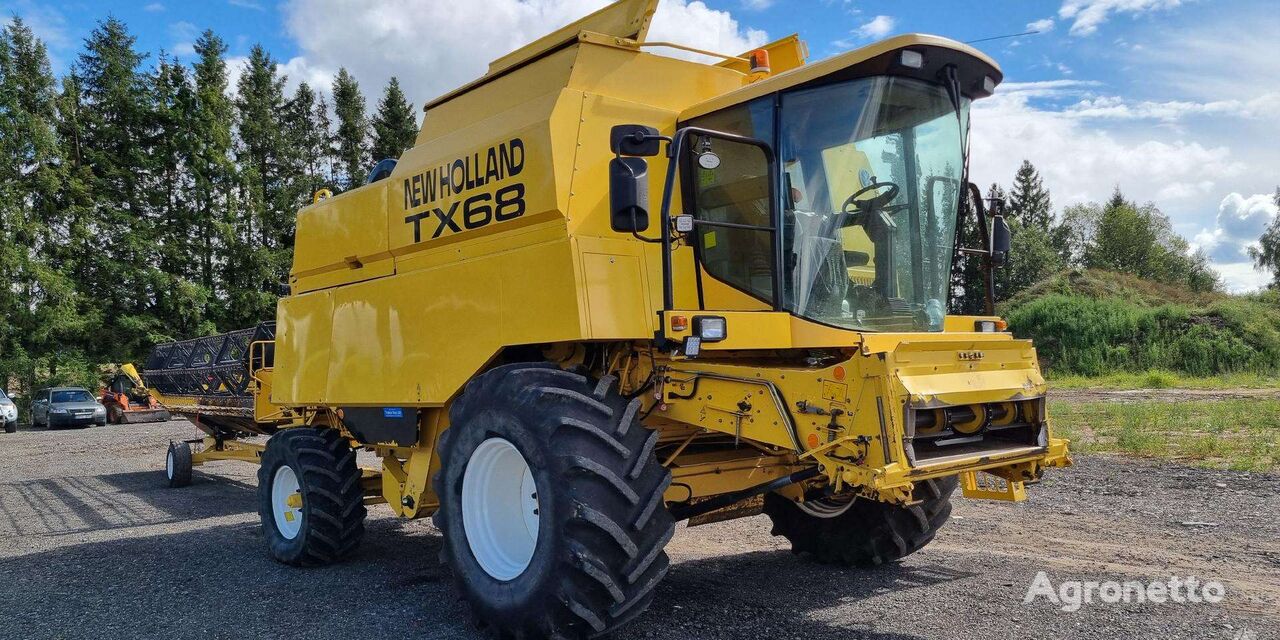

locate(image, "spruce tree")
[[371, 76, 417, 161], [191, 30, 236, 305], [331, 67, 369, 190], [75, 17, 160, 363], [283, 82, 330, 208], [1008, 159, 1052, 232], [150, 54, 213, 339], [230, 44, 288, 327]]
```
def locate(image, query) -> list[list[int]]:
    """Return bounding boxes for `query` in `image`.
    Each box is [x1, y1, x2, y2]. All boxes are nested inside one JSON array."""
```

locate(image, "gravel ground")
[[1, 419, 1277, 640]]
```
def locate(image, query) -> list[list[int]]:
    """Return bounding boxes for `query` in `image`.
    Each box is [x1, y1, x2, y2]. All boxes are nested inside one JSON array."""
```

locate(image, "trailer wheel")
[[257, 428, 366, 566], [763, 477, 957, 567], [434, 363, 674, 639], [166, 441, 193, 488]]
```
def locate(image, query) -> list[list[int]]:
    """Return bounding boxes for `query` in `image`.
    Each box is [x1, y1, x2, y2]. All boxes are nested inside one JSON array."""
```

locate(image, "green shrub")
[[1005, 281, 1280, 377]]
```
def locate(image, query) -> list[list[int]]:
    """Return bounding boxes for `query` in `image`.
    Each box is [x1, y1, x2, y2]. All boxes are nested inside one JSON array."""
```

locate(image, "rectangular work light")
[[693, 316, 727, 342]]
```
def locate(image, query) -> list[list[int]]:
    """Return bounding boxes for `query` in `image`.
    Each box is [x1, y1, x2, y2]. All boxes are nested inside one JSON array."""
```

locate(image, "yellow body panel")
[[248, 0, 1067, 520]]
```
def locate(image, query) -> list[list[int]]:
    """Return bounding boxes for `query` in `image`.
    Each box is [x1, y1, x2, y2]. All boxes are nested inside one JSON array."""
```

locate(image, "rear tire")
[[166, 441, 193, 488], [434, 363, 674, 639], [257, 428, 366, 566], [763, 477, 957, 567]]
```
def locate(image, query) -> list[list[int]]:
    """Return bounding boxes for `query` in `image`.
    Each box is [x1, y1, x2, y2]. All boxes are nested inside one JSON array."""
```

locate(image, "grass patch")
[[1050, 399, 1280, 471], [1001, 269, 1280, 378], [1048, 370, 1280, 390]]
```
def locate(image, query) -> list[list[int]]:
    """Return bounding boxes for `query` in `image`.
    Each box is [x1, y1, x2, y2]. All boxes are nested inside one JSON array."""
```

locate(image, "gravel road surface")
[[1, 419, 1277, 640]]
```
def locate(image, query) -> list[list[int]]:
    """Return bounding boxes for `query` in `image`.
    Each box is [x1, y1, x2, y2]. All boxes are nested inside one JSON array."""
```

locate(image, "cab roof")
[[681, 34, 1002, 121]]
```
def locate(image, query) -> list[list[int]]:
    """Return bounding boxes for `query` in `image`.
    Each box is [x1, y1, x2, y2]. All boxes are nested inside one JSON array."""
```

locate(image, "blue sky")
[[6, 0, 1279, 290]]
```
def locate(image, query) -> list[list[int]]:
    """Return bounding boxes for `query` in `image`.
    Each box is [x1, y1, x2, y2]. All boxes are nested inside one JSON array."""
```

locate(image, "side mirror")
[[610, 157, 650, 232], [610, 124, 661, 157], [991, 214, 1010, 267]]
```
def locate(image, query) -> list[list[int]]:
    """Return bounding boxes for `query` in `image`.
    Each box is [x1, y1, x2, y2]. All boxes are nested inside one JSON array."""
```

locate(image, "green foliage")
[[1005, 270, 1280, 377], [371, 76, 417, 162], [0, 17, 337, 409], [332, 67, 368, 190], [1249, 186, 1280, 288], [1008, 159, 1051, 231], [998, 219, 1062, 300]]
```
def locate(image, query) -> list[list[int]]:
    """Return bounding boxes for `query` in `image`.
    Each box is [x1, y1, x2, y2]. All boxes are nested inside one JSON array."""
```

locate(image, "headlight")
[[95, 406, 106, 414], [693, 315, 727, 342]]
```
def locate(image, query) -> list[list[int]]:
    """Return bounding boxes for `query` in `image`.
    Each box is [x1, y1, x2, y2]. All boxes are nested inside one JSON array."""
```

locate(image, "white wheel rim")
[[166, 449, 175, 480], [271, 465, 304, 540], [797, 494, 857, 519], [462, 437, 540, 581]]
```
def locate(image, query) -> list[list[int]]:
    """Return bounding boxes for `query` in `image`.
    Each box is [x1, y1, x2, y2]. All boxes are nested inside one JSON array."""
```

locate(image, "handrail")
[[655, 126, 781, 313]]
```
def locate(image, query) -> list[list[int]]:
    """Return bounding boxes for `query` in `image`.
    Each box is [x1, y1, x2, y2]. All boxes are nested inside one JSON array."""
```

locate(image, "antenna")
[[964, 30, 1041, 45]]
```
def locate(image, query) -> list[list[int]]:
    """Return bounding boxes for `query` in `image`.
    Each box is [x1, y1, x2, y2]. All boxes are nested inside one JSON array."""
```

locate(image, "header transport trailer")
[[144, 0, 1070, 637]]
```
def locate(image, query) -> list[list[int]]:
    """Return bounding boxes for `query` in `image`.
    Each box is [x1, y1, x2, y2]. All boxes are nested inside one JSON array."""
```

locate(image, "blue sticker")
[[383, 407, 404, 419]]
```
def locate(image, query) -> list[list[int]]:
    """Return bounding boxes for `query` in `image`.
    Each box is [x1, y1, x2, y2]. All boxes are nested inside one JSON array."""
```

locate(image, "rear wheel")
[[434, 363, 674, 639], [166, 441, 193, 487], [257, 428, 366, 566], [763, 477, 957, 567]]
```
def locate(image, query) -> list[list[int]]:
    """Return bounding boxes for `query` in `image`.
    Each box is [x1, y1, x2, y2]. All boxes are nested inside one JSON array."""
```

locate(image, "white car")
[[0, 389, 17, 433]]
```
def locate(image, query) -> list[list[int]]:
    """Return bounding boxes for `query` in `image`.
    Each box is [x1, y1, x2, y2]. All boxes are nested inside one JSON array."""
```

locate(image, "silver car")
[[31, 387, 106, 429], [0, 389, 16, 433]]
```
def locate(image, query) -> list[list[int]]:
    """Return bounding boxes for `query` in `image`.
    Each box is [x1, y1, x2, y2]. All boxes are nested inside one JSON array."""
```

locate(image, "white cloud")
[[168, 20, 198, 58], [277, 0, 767, 106], [969, 80, 1245, 229], [971, 75, 1280, 292], [832, 14, 894, 49], [855, 15, 894, 39], [1133, 10, 1280, 103], [1061, 93, 1280, 122], [1057, 0, 1183, 36], [1026, 18, 1055, 32], [1210, 262, 1271, 293], [741, 0, 773, 9], [228, 0, 265, 10], [144, 2, 166, 12], [1192, 193, 1279, 264]]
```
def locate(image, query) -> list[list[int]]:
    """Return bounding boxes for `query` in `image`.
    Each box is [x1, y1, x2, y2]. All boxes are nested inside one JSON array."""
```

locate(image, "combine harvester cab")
[[143, 0, 1070, 636]]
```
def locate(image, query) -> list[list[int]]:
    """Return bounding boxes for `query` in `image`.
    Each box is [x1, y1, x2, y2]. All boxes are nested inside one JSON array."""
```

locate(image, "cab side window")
[[687, 98, 776, 302]]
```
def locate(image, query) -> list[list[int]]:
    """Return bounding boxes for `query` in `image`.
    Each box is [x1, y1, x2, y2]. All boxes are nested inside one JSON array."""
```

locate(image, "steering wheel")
[[841, 181, 900, 214]]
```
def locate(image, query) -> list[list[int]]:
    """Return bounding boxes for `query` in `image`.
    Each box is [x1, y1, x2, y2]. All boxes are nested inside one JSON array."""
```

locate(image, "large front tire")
[[763, 477, 956, 567], [434, 363, 674, 639], [257, 428, 366, 566]]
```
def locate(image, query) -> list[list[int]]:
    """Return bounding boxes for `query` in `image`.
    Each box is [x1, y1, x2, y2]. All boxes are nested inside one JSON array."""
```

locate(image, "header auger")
[[143, 0, 1070, 636]]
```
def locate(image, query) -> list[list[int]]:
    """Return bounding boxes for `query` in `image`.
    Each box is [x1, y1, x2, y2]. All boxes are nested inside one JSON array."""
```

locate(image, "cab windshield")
[[782, 77, 966, 331], [689, 76, 968, 332]]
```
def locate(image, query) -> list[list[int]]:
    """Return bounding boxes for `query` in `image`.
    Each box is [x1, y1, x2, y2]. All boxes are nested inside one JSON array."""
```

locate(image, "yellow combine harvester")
[[145, 1, 1069, 636]]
